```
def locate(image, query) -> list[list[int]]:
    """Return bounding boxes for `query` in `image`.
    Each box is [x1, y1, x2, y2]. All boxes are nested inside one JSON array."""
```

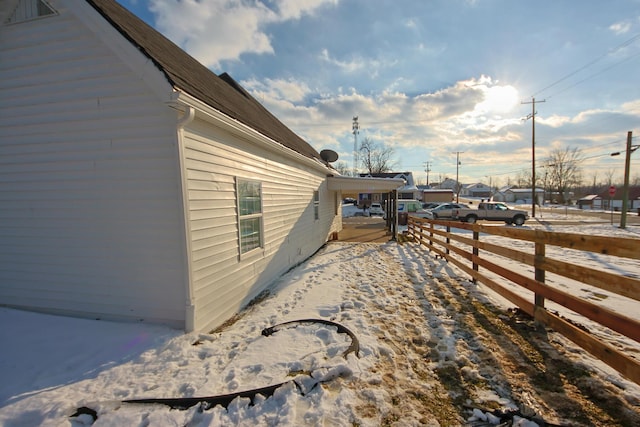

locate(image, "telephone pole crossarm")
[[424, 161, 432, 186]]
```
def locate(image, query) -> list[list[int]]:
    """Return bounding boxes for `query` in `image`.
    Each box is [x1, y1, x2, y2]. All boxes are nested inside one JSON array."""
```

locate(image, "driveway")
[[339, 216, 392, 243]]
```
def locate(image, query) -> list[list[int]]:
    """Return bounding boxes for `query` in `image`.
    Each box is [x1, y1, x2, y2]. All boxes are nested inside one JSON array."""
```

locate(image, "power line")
[[578, 135, 638, 153], [546, 50, 640, 99], [531, 32, 640, 99]]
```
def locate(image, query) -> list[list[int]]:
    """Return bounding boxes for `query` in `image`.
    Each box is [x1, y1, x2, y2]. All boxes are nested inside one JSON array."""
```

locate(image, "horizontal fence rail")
[[407, 216, 640, 385]]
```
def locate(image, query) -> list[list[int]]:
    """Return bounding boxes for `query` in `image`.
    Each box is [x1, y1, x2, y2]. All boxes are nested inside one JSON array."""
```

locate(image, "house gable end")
[[86, 0, 321, 163]]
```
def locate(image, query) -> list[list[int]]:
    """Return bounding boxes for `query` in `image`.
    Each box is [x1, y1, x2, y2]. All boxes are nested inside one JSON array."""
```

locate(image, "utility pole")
[[352, 116, 359, 177], [453, 151, 464, 202], [522, 97, 545, 218], [485, 175, 493, 200], [423, 161, 432, 186], [611, 131, 637, 229]]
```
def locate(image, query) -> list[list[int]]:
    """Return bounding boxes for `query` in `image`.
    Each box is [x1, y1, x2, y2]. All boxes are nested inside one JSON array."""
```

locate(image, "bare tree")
[[515, 169, 531, 188], [603, 168, 617, 186], [543, 147, 583, 204], [505, 176, 513, 187], [359, 137, 397, 174], [334, 161, 352, 176]]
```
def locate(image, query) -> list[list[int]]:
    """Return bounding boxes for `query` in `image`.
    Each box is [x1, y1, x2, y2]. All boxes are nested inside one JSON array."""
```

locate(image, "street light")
[[610, 131, 638, 229]]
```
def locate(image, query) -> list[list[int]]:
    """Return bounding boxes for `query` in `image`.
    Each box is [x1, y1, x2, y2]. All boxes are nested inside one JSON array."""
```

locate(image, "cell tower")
[[352, 116, 359, 176]]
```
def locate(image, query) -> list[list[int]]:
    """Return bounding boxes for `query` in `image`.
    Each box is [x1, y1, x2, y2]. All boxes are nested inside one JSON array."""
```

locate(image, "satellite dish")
[[320, 149, 339, 163]]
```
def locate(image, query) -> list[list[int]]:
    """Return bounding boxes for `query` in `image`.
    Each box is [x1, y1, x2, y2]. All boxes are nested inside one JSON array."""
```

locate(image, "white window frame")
[[236, 178, 263, 256], [313, 190, 320, 221]]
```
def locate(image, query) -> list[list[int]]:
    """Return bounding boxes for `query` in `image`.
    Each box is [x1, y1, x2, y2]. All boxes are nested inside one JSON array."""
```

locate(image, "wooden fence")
[[407, 216, 640, 385]]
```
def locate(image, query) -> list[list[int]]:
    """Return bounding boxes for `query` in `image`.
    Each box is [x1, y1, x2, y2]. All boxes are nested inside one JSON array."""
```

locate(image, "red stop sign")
[[609, 185, 616, 196]]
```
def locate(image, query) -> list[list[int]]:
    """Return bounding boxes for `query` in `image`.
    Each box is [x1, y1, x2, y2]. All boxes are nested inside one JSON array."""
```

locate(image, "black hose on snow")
[[261, 318, 360, 359], [73, 318, 360, 420]]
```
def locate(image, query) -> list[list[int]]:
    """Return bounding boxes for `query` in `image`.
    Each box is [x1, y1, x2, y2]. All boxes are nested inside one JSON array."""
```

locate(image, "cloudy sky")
[[120, 0, 639, 187]]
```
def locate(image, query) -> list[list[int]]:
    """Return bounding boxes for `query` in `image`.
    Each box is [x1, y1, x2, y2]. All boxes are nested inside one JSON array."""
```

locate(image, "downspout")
[[393, 190, 399, 241], [176, 106, 196, 332]]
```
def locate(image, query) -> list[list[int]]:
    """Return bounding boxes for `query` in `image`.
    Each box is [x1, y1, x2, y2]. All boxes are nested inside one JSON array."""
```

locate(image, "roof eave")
[[170, 91, 330, 174], [327, 176, 405, 192]]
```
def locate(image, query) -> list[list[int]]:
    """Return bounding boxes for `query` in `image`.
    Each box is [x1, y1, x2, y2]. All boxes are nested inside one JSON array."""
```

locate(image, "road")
[[531, 205, 640, 226]]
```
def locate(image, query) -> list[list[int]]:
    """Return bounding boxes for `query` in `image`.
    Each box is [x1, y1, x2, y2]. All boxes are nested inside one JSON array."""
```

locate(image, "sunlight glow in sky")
[[119, 0, 640, 187]]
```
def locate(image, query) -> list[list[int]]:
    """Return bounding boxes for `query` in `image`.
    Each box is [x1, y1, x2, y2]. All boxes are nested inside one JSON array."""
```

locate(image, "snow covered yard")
[[1, 218, 639, 426]]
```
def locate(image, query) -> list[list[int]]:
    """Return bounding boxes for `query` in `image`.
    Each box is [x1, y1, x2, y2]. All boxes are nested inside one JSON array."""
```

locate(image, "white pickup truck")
[[452, 202, 529, 226]]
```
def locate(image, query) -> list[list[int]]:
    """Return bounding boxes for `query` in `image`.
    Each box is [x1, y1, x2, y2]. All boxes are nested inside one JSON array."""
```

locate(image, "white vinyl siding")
[[0, 0, 342, 332], [0, 2, 186, 326], [182, 120, 337, 332]]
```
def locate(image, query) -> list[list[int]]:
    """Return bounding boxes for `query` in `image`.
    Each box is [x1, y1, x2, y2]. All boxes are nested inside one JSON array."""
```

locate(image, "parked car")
[[383, 199, 423, 219], [343, 197, 357, 205], [369, 202, 384, 216], [452, 202, 529, 225], [421, 202, 441, 210], [423, 203, 469, 219]]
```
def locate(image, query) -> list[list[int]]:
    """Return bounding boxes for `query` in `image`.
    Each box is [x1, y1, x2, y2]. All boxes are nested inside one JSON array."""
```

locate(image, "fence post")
[[534, 242, 546, 308], [446, 225, 451, 255], [472, 230, 479, 284], [429, 222, 434, 247]]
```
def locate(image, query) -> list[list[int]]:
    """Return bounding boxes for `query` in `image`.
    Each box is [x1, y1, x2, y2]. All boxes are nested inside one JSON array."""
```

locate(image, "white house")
[[357, 172, 417, 203], [0, 0, 402, 332], [460, 183, 492, 199], [437, 178, 459, 191], [493, 188, 544, 205]]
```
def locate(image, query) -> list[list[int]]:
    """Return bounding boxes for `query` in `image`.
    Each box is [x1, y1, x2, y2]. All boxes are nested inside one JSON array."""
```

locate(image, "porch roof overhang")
[[327, 175, 405, 192]]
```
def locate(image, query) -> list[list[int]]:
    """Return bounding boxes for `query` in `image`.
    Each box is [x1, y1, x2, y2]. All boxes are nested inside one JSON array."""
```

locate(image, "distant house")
[[437, 178, 459, 191], [493, 187, 544, 205], [421, 189, 454, 203], [0, 0, 404, 332], [577, 195, 603, 210], [595, 186, 640, 211], [357, 172, 415, 206], [461, 183, 491, 199]]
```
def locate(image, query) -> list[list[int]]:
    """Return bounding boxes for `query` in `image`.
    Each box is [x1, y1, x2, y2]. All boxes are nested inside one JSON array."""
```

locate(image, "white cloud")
[[274, 0, 339, 20], [319, 48, 398, 78], [404, 18, 418, 29], [245, 74, 526, 157], [244, 73, 639, 185], [149, 0, 339, 67], [319, 49, 366, 73], [242, 78, 311, 103], [609, 20, 632, 35], [538, 114, 572, 128], [621, 99, 640, 114]]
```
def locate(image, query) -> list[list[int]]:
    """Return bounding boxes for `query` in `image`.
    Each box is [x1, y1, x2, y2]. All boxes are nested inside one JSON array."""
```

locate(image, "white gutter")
[[174, 106, 197, 332]]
